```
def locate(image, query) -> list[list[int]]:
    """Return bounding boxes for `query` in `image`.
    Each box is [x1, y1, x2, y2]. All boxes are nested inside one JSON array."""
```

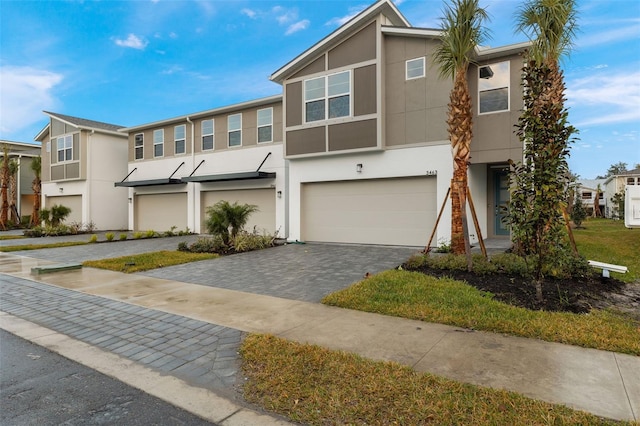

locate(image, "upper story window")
[[153, 129, 164, 157], [304, 70, 351, 123], [257, 108, 273, 143], [202, 119, 214, 150], [628, 177, 637, 185], [134, 133, 144, 160], [174, 125, 186, 155], [406, 57, 425, 80], [581, 191, 592, 200], [56, 135, 72, 162], [228, 114, 242, 147], [478, 61, 510, 114]]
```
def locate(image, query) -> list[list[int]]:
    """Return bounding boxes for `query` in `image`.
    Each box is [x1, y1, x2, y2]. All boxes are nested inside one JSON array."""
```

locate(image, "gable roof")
[[270, 0, 409, 83], [604, 167, 640, 184], [43, 111, 124, 133]]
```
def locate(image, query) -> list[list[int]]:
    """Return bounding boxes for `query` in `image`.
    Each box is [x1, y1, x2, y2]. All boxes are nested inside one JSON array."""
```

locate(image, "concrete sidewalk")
[[0, 253, 638, 422]]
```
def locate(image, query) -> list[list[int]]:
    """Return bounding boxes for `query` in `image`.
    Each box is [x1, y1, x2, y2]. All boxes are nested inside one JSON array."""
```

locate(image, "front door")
[[494, 170, 510, 236]]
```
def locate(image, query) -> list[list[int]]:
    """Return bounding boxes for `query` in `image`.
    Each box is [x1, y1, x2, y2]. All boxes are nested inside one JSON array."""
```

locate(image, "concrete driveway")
[[4, 233, 420, 303]]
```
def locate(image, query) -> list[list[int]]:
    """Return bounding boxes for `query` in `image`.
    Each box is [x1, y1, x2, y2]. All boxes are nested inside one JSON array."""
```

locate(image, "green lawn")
[[83, 251, 218, 273], [573, 218, 640, 282], [241, 334, 627, 426], [0, 241, 88, 252]]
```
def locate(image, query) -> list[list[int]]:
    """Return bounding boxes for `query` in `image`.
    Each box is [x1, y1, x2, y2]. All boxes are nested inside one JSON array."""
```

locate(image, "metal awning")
[[114, 178, 184, 187], [182, 171, 275, 183]]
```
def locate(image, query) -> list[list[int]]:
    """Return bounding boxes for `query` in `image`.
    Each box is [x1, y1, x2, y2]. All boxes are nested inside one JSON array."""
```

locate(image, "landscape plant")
[[105, 232, 115, 241], [506, 0, 579, 301], [30, 156, 42, 226], [205, 200, 258, 245], [571, 193, 587, 228]]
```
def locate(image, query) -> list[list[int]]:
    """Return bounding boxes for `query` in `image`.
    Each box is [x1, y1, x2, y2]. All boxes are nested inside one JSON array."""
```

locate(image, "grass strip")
[[0, 241, 88, 252], [83, 250, 218, 273], [573, 218, 640, 283], [0, 235, 25, 240], [241, 334, 627, 425], [322, 270, 640, 356]]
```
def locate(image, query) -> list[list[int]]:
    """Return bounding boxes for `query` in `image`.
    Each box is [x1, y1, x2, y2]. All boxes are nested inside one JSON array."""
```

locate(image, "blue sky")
[[1, 0, 638, 179]]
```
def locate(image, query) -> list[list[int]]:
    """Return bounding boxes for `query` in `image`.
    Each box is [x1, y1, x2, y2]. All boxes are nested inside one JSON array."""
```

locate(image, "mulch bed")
[[405, 264, 640, 320]]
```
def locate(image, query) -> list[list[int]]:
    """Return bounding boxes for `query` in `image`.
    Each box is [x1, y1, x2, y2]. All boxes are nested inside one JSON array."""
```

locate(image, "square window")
[[479, 61, 510, 114], [406, 57, 425, 80], [304, 71, 351, 123], [56, 135, 72, 162]]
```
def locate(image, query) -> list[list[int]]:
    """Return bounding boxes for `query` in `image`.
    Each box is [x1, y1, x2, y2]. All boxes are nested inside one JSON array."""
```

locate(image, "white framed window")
[[153, 129, 164, 157], [134, 133, 144, 160], [202, 119, 214, 150], [174, 124, 186, 155], [56, 135, 72, 162], [406, 57, 425, 80], [228, 114, 242, 147], [257, 108, 273, 143], [304, 70, 351, 123], [478, 61, 510, 114]]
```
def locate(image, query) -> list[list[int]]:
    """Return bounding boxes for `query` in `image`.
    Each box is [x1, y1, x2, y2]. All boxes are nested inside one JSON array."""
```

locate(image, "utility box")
[[625, 185, 640, 228]]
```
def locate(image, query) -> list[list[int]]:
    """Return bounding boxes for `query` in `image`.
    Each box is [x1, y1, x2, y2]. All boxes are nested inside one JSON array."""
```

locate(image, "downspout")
[[87, 130, 95, 224], [16, 155, 22, 220], [186, 116, 196, 232]]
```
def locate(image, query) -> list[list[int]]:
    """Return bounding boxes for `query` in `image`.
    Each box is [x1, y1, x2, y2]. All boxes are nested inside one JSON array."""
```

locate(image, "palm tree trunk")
[[448, 70, 473, 255]]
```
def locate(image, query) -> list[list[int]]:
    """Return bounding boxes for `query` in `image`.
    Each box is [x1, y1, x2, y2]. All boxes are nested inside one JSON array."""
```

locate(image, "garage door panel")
[[302, 177, 436, 246], [135, 193, 187, 232], [201, 189, 275, 235], [46, 195, 82, 224]]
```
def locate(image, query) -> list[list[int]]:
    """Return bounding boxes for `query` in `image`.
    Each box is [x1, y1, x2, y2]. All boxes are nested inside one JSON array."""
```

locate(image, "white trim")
[[381, 26, 442, 38]]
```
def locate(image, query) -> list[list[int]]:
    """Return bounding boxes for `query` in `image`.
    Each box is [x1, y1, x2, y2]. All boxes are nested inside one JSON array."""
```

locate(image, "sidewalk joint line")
[[613, 353, 637, 421]]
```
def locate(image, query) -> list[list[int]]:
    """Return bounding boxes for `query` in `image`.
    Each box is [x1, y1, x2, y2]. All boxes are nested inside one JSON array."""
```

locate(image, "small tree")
[[611, 191, 625, 220], [205, 200, 258, 245], [592, 184, 602, 218], [0, 145, 9, 230], [49, 204, 71, 227], [30, 156, 42, 226], [571, 195, 587, 228], [8, 159, 19, 224]]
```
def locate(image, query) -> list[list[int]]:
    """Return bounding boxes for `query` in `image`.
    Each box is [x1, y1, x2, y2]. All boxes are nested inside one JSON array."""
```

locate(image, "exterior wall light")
[[277, 191, 282, 198], [356, 163, 363, 173]]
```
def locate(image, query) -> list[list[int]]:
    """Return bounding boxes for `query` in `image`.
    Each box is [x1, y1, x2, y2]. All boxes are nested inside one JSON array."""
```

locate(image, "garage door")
[[301, 177, 436, 246], [45, 195, 82, 225], [201, 189, 276, 235], [135, 193, 187, 232]]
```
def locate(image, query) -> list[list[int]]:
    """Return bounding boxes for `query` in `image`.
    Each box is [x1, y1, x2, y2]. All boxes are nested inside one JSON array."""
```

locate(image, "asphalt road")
[[0, 329, 216, 426]]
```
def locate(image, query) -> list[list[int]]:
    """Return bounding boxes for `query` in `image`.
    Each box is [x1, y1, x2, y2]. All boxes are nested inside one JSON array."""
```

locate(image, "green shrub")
[[231, 231, 274, 253], [403, 254, 428, 269], [163, 226, 178, 237], [177, 241, 189, 252], [20, 215, 31, 227], [188, 236, 227, 253], [145, 230, 157, 238], [88, 234, 98, 243], [67, 221, 83, 234], [490, 253, 530, 277], [119, 233, 128, 241], [105, 232, 115, 241], [133, 232, 144, 239]]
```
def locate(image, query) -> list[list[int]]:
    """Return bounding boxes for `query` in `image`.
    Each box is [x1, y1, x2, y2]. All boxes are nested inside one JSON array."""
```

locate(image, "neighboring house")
[[116, 0, 528, 247], [0, 140, 41, 220], [117, 96, 285, 235], [604, 167, 640, 219], [575, 179, 606, 217], [34, 112, 129, 230]]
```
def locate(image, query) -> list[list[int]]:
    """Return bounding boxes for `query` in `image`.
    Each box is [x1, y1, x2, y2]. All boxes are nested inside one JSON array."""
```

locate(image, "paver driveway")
[[141, 243, 420, 302]]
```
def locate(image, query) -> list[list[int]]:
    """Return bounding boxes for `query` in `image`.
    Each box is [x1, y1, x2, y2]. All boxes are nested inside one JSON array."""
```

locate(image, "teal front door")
[[494, 170, 510, 236]]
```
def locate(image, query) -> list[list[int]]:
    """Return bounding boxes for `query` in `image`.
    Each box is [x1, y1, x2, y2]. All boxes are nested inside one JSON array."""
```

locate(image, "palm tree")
[[433, 0, 490, 255], [30, 156, 42, 227], [0, 144, 9, 230], [8, 159, 19, 224], [205, 200, 259, 245]]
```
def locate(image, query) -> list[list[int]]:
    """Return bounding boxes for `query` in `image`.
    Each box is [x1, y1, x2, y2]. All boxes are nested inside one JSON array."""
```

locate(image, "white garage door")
[[201, 189, 276, 235], [301, 177, 436, 246], [135, 193, 187, 232], [45, 195, 82, 225]]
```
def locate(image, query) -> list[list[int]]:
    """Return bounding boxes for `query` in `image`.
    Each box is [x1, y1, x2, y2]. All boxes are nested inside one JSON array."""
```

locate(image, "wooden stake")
[[466, 186, 487, 258], [424, 186, 451, 254], [562, 206, 578, 255]]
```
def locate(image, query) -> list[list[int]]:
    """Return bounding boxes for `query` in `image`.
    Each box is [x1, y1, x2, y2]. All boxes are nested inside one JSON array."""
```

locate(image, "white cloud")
[[567, 70, 640, 127], [0, 66, 63, 136], [276, 9, 298, 25], [285, 20, 310, 36], [113, 33, 148, 50], [241, 8, 257, 19], [577, 22, 640, 48]]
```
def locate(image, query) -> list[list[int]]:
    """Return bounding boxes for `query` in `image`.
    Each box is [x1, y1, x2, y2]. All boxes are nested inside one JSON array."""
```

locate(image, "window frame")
[[134, 133, 144, 160], [304, 70, 351, 123], [228, 113, 242, 148], [478, 61, 510, 115], [257, 108, 273, 143], [201, 119, 214, 151], [56, 134, 73, 163], [174, 124, 186, 155], [405, 57, 425, 80], [153, 129, 164, 158]]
